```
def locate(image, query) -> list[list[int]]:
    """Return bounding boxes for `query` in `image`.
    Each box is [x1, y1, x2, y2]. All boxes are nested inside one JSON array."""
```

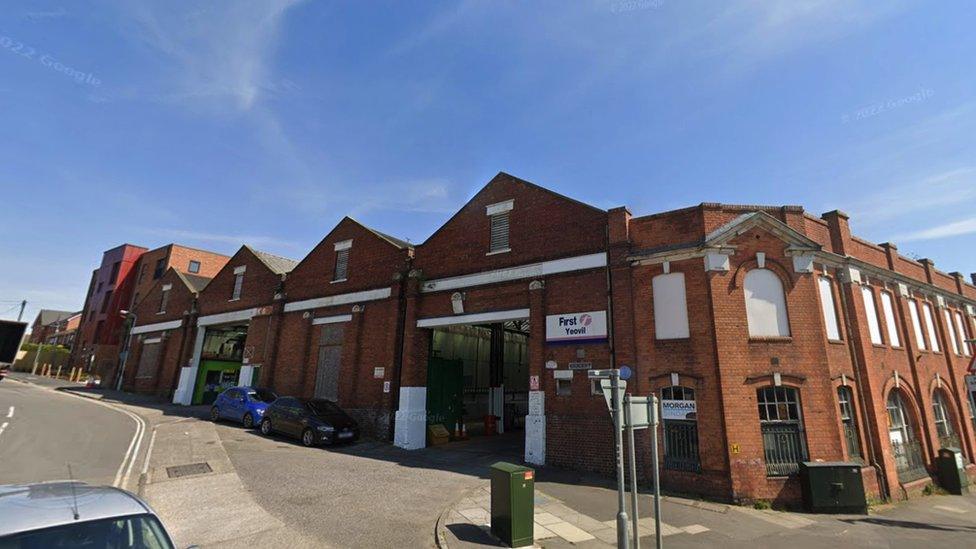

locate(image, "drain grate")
[[166, 462, 212, 479]]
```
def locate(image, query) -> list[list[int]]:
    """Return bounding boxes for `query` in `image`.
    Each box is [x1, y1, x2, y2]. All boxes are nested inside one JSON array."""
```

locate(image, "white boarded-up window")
[[744, 269, 790, 337], [922, 302, 940, 352], [955, 312, 971, 356], [944, 309, 960, 355], [861, 286, 883, 345], [653, 273, 690, 340], [818, 276, 841, 341], [908, 300, 926, 350], [880, 292, 900, 347]]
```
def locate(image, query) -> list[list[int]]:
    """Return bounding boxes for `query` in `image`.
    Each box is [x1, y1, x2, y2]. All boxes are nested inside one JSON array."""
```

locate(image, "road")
[[0, 377, 143, 489]]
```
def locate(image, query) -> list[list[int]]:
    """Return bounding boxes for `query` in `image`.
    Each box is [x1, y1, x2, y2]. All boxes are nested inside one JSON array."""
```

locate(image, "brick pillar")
[[821, 210, 852, 256], [262, 300, 287, 386], [528, 280, 546, 390], [919, 258, 935, 285], [393, 269, 428, 450], [836, 267, 902, 499], [340, 305, 366, 406]]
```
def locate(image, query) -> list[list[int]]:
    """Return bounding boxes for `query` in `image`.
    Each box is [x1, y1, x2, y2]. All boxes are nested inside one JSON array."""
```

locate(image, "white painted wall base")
[[173, 366, 196, 405], [525, 415, 546, 465], [238, 365, 255, 387], [525, 390, 545, 465], [393, 386, 427, 450]]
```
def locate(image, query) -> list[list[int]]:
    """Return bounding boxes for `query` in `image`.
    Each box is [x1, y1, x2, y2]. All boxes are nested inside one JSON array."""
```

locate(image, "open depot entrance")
[[427, 319, 530, 440], [193, 323, 249, 405]]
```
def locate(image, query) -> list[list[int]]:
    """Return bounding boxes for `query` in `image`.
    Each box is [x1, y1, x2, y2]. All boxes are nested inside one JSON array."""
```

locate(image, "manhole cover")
[[166, 462, 212, 479]]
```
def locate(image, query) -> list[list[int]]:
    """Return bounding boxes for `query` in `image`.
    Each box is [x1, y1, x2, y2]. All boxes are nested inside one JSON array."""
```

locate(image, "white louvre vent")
[[489, 212, 510, 253]]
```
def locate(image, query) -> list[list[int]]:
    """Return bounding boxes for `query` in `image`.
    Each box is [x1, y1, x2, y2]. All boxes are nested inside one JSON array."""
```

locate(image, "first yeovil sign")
[[545, 311, 608, 344]]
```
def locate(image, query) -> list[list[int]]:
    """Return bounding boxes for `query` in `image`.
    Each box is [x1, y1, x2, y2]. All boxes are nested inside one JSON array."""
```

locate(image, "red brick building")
[[28, 309, 77, 345], [69, 243, 228, 384], [123, 172, 976, 504]]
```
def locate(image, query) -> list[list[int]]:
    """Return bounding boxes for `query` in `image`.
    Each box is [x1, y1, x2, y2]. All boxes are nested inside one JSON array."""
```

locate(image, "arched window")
[[837, 386, 863, 462], [886, 391, 927, 482], [757, 386, 807, 476], [660, 386, 699, 472], [744, 269, 791, 337], [932, 391, 959, 449]]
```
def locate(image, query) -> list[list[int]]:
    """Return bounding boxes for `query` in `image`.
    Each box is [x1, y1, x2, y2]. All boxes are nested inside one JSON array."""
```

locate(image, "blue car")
[[210, 386, 278, 429]]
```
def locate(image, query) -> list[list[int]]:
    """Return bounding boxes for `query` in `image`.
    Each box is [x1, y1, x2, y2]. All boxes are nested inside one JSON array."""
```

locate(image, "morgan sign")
[[545, 311, 608, 344]]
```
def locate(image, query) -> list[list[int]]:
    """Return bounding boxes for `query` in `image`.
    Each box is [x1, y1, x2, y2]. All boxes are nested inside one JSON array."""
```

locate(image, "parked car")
[[0, 481, 178, 548], [0, 365, 8, 382], [259, 397, 360, 447], [210, 386, 277, 429]]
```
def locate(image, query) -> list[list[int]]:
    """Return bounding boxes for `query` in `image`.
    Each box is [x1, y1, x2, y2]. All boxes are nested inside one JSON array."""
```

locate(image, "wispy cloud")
[[143, 228, 298, 250], [846, 167, 976, 224], [272, 177, 458, 218], [114, 0, 304, 111], [893, 217, 976, 243]]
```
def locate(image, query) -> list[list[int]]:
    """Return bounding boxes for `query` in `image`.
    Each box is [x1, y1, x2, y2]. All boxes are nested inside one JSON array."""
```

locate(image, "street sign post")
[[589, 369, 630, 548]]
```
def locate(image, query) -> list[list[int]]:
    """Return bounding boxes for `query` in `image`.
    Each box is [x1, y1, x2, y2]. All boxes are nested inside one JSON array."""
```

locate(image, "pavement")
[[440, 465, 976, 549]]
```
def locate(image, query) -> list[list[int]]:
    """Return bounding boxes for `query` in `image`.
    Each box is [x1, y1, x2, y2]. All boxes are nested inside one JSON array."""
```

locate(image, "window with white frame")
[[908, 300, 926, 350], [955, 311, 971, 356], [861, 286, 883, 345], [333, 240, 351, 282], [231, 266, 245, 300], [944, 309, 961, 355], [818, 276, 841, 341], [486, 200, 513, 253], [922, 302, 940, 352], [879, 291, 900, 347], [652, 272, 690, 339], [744, 269, 790, 337], [158, 284, 171, 314]]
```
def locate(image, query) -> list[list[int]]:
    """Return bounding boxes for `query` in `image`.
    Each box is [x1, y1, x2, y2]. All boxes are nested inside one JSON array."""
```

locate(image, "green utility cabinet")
[[799, 462, 867, 514], [936, 447, 969, 495], [490, 462, 534, 547]]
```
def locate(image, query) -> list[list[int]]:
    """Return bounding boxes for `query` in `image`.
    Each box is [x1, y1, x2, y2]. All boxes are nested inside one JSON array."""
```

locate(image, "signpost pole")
[[650, 395, 662, 549], [611, 371, 630, 549], [624, 394, 640, 549]]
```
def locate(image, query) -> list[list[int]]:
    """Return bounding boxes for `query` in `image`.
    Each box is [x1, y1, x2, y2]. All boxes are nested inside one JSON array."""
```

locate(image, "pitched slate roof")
[[246, 246, 300, 275], [174, 271, 212, 293], [348, 218, 412, 250], [36, 310, 75, 327]]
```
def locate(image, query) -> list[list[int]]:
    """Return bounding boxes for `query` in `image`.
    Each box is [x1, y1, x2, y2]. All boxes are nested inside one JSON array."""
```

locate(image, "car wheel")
[[242, 412, 254, 429], [210, 407, 220, 422], [301, 428, 315, 447], [260, 418, 272, 436]]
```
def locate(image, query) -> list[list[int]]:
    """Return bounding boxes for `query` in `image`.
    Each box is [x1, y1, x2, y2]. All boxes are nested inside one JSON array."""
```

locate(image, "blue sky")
[[2, 0, 975, 323]]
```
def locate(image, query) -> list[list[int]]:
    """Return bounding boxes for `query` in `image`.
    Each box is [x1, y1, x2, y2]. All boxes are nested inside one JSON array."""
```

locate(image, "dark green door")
[[426, 357, 463, 426]]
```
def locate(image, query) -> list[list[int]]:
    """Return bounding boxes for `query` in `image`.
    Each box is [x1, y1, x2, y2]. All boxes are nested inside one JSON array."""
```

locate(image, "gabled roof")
[[420, 171, 606, 245], [348, 217, 412, 250], [704, 211, 821, 249], [35, 310, 75, 326], [245, 246, 299, 275], [629, 209, 821, 262]]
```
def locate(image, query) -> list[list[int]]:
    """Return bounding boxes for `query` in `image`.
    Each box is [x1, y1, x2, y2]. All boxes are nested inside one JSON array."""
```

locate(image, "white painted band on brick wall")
[[421, 252, 607, 293], [283, 287, 392, 313], [130, 319, 182, 335], [198, 308, 259, 326], [417, 308, 530, 328], [312, 314, 353, 325]]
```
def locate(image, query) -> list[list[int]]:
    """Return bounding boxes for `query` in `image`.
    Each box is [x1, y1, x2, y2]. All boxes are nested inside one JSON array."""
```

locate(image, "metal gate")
[[314, 324, 344, 401]]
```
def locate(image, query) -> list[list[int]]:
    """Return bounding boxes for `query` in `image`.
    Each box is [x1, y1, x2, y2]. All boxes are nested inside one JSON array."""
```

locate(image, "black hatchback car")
[[259, 397, 360, 447]]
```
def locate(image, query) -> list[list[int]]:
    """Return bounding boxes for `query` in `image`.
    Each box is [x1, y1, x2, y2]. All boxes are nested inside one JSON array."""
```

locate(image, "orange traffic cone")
[[460, 422, 468, 439], [454, 422, 461, 439]]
